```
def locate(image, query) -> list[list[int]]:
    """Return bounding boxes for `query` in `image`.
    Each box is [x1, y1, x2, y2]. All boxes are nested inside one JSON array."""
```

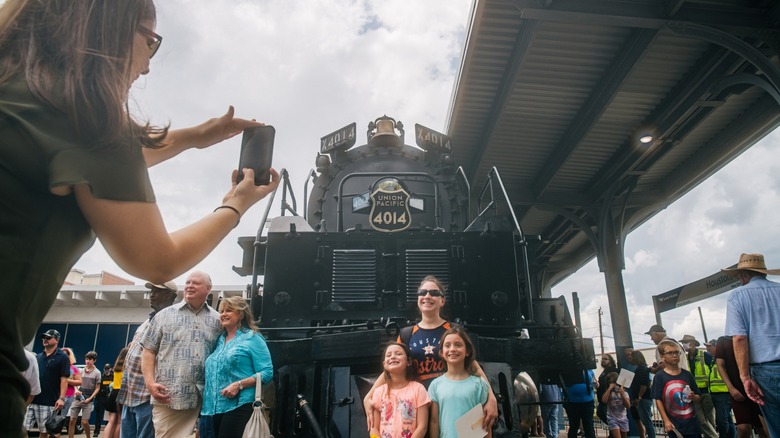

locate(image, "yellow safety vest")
[[690, 351, 710, 390], [709, 362, 728, 393]]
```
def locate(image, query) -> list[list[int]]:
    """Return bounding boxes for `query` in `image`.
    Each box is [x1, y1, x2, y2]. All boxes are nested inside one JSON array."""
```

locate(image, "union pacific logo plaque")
[[369, 180, 411, 232]]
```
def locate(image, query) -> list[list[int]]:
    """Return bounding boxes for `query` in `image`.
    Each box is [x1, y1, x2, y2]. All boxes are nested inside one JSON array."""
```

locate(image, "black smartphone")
[[237, 125, 275, 185]]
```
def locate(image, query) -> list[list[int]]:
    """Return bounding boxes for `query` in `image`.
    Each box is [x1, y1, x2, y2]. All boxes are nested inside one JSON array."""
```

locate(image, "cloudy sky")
[[70, 0, 780, 354]]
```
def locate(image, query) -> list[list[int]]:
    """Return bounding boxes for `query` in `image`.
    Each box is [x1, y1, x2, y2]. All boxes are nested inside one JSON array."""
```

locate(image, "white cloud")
[[75, 0, 472, 285]]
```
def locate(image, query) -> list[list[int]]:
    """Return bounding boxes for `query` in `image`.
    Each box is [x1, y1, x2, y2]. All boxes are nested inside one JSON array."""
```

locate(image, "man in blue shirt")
[[562, 369, 596, 438], [722, 253, 780, 438], [24, 329, 70, 438]]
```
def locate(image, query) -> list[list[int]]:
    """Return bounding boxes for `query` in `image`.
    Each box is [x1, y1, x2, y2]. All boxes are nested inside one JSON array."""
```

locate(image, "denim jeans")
[[199, 414, 216, 438], [636, 398, 656, 438], [540, 402, 559, 438], [752, 362, 780, 438], [710, 392, 736, 438], [121, 401, 155, 438]]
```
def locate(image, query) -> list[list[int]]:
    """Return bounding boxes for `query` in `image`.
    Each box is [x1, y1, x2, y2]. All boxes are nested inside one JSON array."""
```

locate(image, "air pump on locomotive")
[[233, 115, 596, 437]]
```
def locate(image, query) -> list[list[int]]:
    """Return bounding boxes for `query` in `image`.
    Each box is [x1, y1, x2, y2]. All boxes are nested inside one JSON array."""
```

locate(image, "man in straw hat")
[[722, 253, 780, 438]]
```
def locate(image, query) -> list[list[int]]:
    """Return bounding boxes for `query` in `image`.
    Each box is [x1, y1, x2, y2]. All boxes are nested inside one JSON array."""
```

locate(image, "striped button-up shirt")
[[116, 313, 154, 407]]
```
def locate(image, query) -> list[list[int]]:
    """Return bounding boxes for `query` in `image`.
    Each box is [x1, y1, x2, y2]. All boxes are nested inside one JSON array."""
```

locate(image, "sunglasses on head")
[[417, 289, 443, 297]]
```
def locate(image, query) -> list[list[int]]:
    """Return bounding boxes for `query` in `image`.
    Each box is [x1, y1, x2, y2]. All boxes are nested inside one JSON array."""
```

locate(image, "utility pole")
[[598, 307, 604, 355], [698, 307, 708, 342]]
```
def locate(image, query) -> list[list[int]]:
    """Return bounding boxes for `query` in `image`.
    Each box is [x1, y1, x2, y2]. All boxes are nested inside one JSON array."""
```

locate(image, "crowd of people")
[[19, 274, 500, 438], [3, 0, 778, 436], [545, 252, 779, 438]]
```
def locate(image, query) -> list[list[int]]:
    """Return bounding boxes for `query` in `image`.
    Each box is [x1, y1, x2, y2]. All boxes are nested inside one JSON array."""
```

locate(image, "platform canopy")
[[446, 0, 780, 293]]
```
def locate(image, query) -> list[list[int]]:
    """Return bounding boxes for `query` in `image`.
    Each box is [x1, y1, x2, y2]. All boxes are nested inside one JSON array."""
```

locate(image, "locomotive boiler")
[[233, 116, 596, 437]]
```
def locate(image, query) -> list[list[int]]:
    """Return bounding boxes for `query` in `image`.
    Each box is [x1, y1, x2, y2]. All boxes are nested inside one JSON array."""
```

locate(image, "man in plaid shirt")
[[116, 280, 178, 438]]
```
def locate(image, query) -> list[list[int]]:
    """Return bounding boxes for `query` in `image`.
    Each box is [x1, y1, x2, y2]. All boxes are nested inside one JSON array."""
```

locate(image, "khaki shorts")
[[68, 399, 94, 419]]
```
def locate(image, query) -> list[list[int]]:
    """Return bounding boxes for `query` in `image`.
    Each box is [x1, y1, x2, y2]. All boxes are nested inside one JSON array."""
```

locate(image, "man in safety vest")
[[682, 334, 718, 438], [705, 339, 736, 438]]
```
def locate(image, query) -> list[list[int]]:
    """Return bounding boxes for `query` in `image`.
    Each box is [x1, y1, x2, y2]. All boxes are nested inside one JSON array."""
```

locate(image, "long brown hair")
[[631, 350, 647, 367], [418, 275, 447, 295], [0, 0, 167, 149], [113, 347, 130, 373], [381, 342, 415, 383], [439, 325, 478, 375]]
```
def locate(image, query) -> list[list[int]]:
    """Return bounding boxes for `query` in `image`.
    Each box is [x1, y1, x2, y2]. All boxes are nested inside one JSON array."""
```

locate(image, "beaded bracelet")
[[214, 205, 241, 228]]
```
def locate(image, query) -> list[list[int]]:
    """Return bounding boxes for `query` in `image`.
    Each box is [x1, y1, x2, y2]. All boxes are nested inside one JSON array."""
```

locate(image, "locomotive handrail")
[[250, 168, 295, 305], [303, 169, 318, 221], [456, 166, 471, 223], [279, 168, 299, 217], [474, 166, 535, 323], [476, 167, 522, 233], [335, 172, 441, 232]]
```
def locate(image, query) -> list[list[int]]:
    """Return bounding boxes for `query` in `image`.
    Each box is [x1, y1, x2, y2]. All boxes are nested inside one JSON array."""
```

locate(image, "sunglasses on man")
[[417, 289, 444, 297]]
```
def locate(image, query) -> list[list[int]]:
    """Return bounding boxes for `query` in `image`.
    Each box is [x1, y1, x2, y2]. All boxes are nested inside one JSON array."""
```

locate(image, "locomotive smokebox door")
[[369, 178, 411, 232]]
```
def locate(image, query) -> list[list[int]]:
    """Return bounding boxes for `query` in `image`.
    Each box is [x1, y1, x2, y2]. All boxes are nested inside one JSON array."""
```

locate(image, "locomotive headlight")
[[491, 290, 509, 307]]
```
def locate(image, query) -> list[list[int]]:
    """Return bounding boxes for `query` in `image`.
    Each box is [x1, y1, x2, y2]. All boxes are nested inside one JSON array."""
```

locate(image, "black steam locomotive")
[[233, 116, 596, 437]]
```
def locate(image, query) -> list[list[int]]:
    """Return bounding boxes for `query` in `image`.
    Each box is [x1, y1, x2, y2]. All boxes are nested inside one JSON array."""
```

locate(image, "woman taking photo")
[[202, 296, 273, 437], [0, 1, 279, 432], [364, 275, 498, 432]]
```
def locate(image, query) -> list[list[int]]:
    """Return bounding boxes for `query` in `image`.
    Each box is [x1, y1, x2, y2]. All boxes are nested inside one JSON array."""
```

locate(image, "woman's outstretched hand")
[[190, 105, 263, 149], [143, 106, 263, 168]]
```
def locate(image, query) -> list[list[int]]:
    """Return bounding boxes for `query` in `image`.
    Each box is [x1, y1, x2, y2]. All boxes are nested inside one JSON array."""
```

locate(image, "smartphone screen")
[[238, 125, 275, 185]]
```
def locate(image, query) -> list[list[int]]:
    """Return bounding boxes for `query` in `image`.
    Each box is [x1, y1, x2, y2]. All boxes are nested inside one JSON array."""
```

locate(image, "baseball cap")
[[644, 324, 666, 335], [704, 339, 718, 346], [42, 329, 60, 340], [144, 280, 177, 294]]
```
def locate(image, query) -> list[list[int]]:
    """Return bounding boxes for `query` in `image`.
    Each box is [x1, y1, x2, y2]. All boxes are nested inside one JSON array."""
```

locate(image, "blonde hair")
[[61, 347, 77, 364], [219, 296, 260, 332]]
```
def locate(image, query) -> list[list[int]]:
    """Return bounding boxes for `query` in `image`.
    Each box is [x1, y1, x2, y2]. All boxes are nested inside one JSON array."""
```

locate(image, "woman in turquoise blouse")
[[202, 296, 273, 437]]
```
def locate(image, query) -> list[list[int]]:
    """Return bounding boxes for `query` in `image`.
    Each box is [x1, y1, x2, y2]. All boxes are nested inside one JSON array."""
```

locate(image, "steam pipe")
[[297, 395, 325, 438]]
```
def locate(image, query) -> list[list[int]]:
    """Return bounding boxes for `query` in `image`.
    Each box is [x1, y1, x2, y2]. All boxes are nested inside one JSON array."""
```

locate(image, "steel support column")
[[599, 214, 633, 368]]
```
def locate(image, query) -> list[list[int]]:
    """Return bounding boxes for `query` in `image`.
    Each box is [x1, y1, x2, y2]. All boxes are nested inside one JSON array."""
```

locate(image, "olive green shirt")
[[0, 75, 154, 399]]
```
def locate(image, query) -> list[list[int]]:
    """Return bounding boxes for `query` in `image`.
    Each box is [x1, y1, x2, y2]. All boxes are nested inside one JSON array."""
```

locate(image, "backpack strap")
[[398, 325, 417, 345]]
